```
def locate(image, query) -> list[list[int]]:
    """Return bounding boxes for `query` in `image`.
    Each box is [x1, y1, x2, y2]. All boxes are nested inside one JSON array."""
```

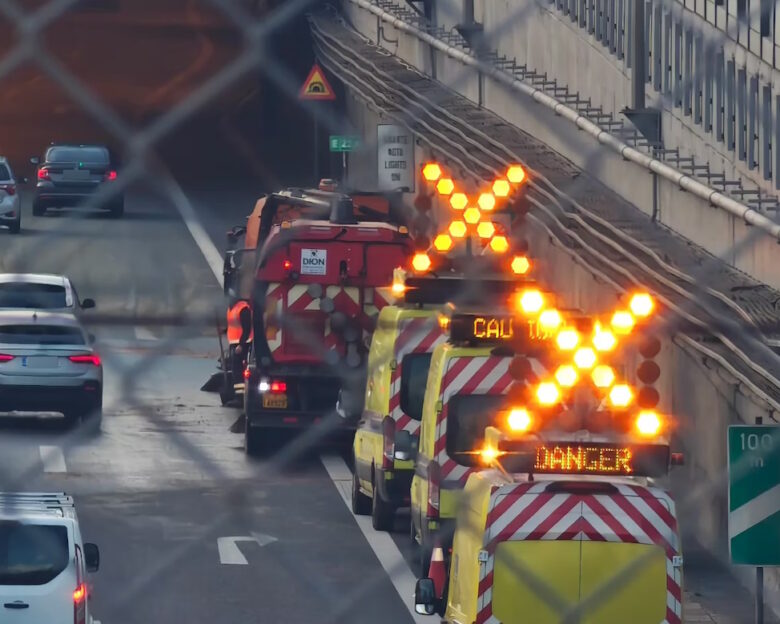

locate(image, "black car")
[[31, 144, 123, 217]]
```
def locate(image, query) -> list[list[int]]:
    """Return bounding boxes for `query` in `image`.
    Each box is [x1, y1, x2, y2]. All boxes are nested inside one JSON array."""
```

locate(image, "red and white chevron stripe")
[[263, 282, 284, 353], [434, 355, 546, 484], [388, 317, 446, 433], [475, 481, 682, 624]]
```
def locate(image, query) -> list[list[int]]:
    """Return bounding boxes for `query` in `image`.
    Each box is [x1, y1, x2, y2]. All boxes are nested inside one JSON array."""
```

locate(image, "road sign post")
[[328, 136, 361, 186], [728, 422, 780, 624], [299, 63, 336, 183]]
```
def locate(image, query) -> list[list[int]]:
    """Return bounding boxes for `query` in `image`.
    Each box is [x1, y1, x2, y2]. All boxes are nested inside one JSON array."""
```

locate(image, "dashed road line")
[[39, 445, 67, 473], [133, 326, 157, 341]]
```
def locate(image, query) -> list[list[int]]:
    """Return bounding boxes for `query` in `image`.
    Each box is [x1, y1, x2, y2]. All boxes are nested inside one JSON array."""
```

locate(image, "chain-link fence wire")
[[1, 0, 779, 620]]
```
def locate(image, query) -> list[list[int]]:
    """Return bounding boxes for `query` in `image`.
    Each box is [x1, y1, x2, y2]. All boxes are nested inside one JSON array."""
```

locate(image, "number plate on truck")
[[262, 394, 288, 409]]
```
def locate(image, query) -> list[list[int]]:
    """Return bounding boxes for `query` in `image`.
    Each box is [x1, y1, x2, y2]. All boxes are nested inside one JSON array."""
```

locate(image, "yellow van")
[[414, 467, 683, 624], [352, 305, 445, 529], [410, 312, 551, 573]]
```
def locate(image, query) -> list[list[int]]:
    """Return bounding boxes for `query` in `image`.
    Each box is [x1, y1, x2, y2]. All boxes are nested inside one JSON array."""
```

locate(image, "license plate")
[[63, 169, 90, 180], [262, 394, 288, 409], [23, 356, 57, 369]]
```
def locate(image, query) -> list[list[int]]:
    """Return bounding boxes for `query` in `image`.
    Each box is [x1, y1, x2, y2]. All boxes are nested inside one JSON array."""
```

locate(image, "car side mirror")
[[414, 578, 437, 615], [394, 430, 414, 461], [81, 298, 96, 310], [29, 157, 39, 165], [84, 543, 100, 572]]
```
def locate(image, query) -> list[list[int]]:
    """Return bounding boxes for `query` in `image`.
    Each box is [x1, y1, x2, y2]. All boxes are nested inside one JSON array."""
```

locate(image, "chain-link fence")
[[0, 0, 778, 621]]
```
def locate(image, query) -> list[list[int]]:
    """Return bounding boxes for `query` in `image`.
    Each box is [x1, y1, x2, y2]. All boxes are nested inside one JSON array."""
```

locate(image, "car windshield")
[[0, 283, 68, 309], [0, 522, 69, 585], [0, 164, 11, 181], [446, 394, 509, 466], [46, 147, 109, 164], [400, 353, 432, 421], [0, 325, 85, 345]]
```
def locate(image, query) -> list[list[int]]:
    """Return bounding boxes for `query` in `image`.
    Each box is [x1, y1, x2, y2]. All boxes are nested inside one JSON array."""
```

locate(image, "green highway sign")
[[329, 135, 361, 152], [727, 425, 780, 565]]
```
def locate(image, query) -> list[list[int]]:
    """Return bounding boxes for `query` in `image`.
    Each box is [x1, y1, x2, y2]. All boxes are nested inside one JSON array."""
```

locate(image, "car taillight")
[[104, 170, 117, 181], [382, 416, 395, 470], [0, 183, 16, 195], [37, 168, 50, 181], [69, 354, 101, 366], [0, 354, 14, 362], [74, 547, 86, 624], [426, 461, 440, 519], [269, 381, 286, 393]]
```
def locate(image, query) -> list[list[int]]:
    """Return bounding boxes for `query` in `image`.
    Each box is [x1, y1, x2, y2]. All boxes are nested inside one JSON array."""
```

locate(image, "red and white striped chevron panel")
[[434, 355, 546, 484], [388, 317, 446, 433], [475, 481, 682, 624]]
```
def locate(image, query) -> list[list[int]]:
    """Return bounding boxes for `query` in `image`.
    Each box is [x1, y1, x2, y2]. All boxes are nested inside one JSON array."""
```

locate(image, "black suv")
[[32, 144, 123, 217]]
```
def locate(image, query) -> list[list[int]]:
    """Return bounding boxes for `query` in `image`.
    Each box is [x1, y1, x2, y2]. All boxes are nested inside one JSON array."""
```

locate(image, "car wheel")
[[351, 467, 371, 516], [8, 216, 20, 234], [32, 200, 46, 216], [371, 480, 395, 531]]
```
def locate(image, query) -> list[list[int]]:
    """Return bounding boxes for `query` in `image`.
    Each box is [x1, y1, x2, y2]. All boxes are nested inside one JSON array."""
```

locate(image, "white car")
[[0, 158, 22, 234], [0, 311, 102, 426], [0, 275, 95, 314], [0, 492, 100, 624]]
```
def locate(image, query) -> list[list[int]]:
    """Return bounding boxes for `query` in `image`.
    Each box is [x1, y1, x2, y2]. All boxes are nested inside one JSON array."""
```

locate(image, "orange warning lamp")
[[507, 408, 532, 432], [573, 347, 597, 370], [436, 178, 455, 196], [556, 328, 580, 351], [608, 384, 634, 408], [449, 193, 468, 211], [422, 163, 442, 181], [635, 411, 662, 437], [554, 365, 578, 388], [412, 252, 432, 272], [516, 289, 544, 315], [492, 179, 511, 197], [629, 293, 654, 318], [511, 256, 531, 275], [610, 310, 635, 335], [449, 221, 467, 238], [592, 323, 617, 352], [478, 193, 496, 211], [507, 165, 526, 184], [536, 382, 561, 406], [538, 309, 562, 332], [591, 365, 615, 388], [490, 236, 509, 253], [433, 234, 453, 252], [477, 222, 496, 239], [463, 207, 481, 224]]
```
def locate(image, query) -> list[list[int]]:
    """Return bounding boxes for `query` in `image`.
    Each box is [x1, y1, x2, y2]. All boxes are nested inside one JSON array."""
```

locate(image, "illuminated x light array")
[[415, 162, 529, 272], [503, 292, 663, 441]]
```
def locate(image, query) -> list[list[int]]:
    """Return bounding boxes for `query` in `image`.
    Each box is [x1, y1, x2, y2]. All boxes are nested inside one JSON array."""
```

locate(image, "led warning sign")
[[299, 64, 336, 101], [534, 444, 633, 475], [449, 314, 552, 348]]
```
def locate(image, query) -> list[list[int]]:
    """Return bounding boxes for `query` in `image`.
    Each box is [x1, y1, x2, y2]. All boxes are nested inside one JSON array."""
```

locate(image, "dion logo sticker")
[[301, 249, 327, 275]]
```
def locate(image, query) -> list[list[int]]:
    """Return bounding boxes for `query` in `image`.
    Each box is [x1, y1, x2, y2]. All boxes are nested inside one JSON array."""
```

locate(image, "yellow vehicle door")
[[473, 481, 682, 624]]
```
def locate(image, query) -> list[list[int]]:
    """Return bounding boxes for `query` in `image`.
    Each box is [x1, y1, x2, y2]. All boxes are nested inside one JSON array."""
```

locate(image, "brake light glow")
[[283, 259, 292, 270], [104, 170, 117, 181], [269, 381, 287, 393], [73, 584, 86, 602], [68, 354, 101, 366], [0, 354, 14, 362], [37, 168, 50, 180]]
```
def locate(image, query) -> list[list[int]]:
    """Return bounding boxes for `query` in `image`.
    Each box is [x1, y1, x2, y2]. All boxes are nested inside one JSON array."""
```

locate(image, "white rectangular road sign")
[[301, 249, 327, 275], [377, 124, 414, 192]]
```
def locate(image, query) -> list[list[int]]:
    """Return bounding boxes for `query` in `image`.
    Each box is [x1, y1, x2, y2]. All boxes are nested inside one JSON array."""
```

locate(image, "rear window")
[[446, 394, 508, 466], [46, 146, 109, 164], [0, 522, 69, 585], [0, 164, 11, 181], [400, 353, 432, 421], [0, 283, 67, 309], [0, 325, 85, 345]]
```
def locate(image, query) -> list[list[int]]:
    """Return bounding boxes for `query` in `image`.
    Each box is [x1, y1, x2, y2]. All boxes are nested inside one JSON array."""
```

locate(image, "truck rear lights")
[[69, 354, 101, 366], [282, 259, 292, 271], [104, 170, 117, 181], [0, 354, 14, 362], [270, 381, 286, 393]]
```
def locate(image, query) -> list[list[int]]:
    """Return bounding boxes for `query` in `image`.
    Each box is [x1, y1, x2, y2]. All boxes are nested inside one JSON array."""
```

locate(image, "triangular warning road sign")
[[299, 63, 336, 101]]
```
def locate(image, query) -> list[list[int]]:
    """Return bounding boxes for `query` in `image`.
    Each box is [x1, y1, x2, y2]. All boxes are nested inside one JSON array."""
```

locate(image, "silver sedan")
[[0, 310, 102, 426]]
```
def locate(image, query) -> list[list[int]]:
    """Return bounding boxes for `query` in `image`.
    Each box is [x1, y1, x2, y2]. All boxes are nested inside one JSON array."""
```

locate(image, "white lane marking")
[[39, 445, 67, 473], [728, 482, 780, 538], [175, 187, 423, 615], [133, 327, 157, 341], [217, 534, 278, 565], [320, 454, 430, 624]]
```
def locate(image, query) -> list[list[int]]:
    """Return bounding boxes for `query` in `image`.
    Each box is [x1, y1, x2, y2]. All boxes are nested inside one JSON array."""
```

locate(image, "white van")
[[0, 493, 100, 623]]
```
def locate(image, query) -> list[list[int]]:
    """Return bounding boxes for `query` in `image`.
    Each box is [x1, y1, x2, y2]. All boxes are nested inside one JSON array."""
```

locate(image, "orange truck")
[[218, 185, 415, 453]]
